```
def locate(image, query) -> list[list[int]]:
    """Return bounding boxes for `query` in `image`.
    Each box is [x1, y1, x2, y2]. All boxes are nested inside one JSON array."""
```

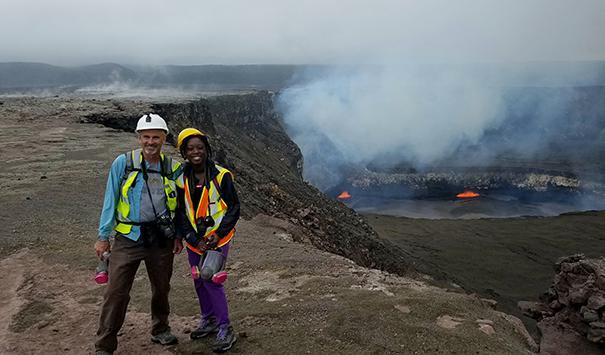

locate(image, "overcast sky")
[[1, 0, 604, 65]]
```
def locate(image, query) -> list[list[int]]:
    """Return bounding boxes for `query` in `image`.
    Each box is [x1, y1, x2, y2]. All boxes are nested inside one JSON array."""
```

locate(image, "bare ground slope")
[[0, 97, 534, 354], [366, 212, 605, 320]]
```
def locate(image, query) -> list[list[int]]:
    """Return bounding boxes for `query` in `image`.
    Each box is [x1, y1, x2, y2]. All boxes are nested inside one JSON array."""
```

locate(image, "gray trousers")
[[95, 231, 174, 353]]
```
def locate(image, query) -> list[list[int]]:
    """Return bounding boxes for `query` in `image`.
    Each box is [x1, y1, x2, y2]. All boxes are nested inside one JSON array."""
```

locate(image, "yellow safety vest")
[[183, 165, 235, 254], [115, 149, 182, 235]]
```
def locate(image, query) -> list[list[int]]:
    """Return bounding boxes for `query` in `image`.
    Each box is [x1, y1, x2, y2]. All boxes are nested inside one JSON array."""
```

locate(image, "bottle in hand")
[[95, 251, 110, 284]]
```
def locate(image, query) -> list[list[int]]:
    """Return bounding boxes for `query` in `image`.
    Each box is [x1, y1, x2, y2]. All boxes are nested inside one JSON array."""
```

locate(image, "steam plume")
[[278, 65, 505, 189], [277, 63, 605, 190]]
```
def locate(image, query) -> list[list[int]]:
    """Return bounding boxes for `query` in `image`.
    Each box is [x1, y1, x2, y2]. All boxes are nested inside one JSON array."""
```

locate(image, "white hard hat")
[[136, 113, 169, 133]]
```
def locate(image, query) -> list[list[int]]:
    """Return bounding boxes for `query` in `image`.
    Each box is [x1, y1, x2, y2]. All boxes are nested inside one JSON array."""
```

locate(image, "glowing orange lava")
[[456, 191, 480, 199], [337, 191, 352, 200]]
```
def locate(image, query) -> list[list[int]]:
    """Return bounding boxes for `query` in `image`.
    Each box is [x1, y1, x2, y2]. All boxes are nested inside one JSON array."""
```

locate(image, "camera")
[[156, 213, 176, 239], [201, 216, 215, 228], [195, 216, 215, 237]]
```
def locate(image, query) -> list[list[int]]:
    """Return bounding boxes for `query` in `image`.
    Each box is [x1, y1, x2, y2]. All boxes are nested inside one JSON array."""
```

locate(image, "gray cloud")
[[1, 0, 604, 65]]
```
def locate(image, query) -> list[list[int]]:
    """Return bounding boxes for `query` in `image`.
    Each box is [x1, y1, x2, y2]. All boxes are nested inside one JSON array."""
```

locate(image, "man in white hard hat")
[[94, 113, 184, 355]]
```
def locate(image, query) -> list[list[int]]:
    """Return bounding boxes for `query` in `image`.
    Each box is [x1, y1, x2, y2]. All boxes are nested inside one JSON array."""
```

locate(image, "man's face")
[[137, 129, 166, 158]]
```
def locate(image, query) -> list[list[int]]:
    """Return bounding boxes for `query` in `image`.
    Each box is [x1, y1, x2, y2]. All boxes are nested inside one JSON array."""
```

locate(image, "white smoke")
[[278, 60, 605, 197], [278, 65, 506, 188]]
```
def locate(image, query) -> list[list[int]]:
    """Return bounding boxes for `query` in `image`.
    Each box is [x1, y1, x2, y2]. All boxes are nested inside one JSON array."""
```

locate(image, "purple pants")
[[187, 244, 231, 327]]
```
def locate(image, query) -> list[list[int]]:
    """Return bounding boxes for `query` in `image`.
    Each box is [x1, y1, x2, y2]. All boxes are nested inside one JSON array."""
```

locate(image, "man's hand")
[[95, 240, 110, 259], [173, 238, 184, 254]]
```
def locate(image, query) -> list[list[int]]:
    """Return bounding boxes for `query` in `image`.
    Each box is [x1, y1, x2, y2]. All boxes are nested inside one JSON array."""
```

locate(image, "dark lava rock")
[[520, 254, 605, 354]]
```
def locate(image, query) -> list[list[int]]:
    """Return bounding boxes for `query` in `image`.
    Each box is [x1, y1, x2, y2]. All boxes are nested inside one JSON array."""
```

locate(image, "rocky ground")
[[0, 96, 542, 354]]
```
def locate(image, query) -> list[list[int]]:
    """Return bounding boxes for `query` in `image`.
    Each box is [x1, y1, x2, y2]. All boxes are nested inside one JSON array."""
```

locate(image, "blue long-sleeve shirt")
[[97, 154, 168, 241]]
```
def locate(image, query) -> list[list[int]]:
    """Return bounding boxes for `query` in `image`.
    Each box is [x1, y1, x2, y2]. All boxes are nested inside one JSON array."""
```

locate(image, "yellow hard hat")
[[177, 128, 207, 149]]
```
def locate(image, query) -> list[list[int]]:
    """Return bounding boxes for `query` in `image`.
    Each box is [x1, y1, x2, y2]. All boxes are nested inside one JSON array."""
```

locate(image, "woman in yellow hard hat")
[[175, 127, 240, 352]]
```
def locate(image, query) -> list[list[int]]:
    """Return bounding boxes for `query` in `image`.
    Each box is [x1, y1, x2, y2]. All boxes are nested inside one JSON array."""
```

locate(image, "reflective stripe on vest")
[[183, 165, 235, 254], [115, 149, 182, 235]]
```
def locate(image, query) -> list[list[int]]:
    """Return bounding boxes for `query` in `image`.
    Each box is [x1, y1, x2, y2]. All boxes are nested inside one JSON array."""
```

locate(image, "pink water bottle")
[[95, 251, 110, 284]]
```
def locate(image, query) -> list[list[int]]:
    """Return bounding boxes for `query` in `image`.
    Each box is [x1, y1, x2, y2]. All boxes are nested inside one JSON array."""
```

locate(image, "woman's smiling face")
[[185, 136, 207, 166]]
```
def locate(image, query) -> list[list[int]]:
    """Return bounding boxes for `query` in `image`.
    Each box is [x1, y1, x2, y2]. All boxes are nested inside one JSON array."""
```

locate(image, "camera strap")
[[141, 155, 161, 221], [205, 168, 212, 218], [141, 156, 171, 248]]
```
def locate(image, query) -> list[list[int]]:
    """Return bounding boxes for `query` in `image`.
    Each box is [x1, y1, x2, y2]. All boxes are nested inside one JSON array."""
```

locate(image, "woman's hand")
[[199, 234, 219, 252]]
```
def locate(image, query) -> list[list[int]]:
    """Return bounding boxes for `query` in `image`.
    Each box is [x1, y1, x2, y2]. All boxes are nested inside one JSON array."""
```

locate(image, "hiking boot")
[[150, 330, 178, 345], [212, 325, 237, 353], [190, 317, 218, 339]]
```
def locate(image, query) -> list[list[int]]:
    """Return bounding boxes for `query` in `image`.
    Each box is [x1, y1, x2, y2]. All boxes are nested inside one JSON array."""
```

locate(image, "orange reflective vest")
[[182, 165, 235, 254]]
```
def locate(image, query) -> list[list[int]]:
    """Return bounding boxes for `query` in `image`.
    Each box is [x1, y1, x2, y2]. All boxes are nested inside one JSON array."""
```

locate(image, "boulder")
[[519, 255, 605, 353]]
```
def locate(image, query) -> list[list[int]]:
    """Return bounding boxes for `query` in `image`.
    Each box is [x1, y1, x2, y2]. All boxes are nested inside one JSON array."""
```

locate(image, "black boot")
[[212, 325, 237, 353], [190, 317, 218, 340]]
